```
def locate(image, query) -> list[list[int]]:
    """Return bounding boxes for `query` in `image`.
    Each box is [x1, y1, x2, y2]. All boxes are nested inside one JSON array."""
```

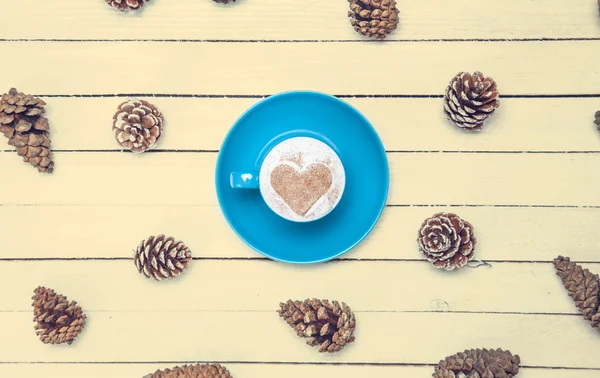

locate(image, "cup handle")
[[230, 171, 259, 189]]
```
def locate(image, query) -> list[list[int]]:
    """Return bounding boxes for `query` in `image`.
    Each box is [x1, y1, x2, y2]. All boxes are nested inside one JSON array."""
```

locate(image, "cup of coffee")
[[230, 136, 345, 222]]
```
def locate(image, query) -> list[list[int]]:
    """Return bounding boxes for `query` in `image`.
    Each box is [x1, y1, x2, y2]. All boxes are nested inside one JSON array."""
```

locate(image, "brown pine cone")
[[418, 212, 476, 271], [113, 98, 163, 153], [105, 0, 149, 11], [443, 71, 500, 131], [134, 234, 192, 281], [0, 88, 54, 173], [347, 0, 399, 40], [594, 111, 600, 130], [553, 256, 600, 330], [278, 298, 356, 353], [143, 363, 232, 378], [32, 286, 86, 345], [433, 348, 521, 378]]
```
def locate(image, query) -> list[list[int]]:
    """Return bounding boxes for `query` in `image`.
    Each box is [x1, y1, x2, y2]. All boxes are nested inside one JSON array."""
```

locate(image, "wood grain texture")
[[2, 97, 599, 152], [1, 41, 600, 95], [1, 365, 597, 378], [0, 153, 597, 206], [1, 311, 599, 368], [2, 0, 600, 376], [0, 260, 596, 314], [1, 0, 599, 40], [2, 206, 600, 262]]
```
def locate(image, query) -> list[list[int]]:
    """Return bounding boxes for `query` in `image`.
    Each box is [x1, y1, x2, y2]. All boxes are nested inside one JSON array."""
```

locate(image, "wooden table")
[[1, 1, 600, 377]]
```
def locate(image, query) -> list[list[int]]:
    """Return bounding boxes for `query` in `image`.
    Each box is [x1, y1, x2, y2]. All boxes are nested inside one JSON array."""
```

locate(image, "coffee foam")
[[259, 137, 345, 222]]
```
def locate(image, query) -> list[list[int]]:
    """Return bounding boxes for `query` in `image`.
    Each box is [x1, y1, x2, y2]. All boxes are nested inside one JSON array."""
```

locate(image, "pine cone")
[[105, 0, 149, 11], [32, 286, 86, 345], [443, 71, 500, 131], [553, 255, 600, 330], [347, 0, 400, 40], [112, 98, 163, 153], [278, 298, 356, 353], [418, 212, 476, 271], [433, 348, 521, 378], [134, 234, 192, 281], [143, 363, 232, 378], [594, 111, 600, 130], [0, 88, 54, 173]]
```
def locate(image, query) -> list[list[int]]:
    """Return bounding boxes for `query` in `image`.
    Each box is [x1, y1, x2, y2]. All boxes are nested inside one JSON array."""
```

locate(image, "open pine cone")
[[0, 88, 54, 173], [134, 234, 192, 281], [278, 298, 356, 353], [347, 0, 399, 40], [553, 256, 600, 331], [105, 0, 149, 11], [418, 212, 476, 271], [32, 286, 86, 345], [434, 348, 521, 378], [112, 98, 163, 152], [443, 71, 500, 131], [143, 363, 232, 378]]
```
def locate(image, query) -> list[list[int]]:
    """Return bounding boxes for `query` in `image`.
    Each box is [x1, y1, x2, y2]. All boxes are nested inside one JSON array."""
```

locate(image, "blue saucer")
[[215, 91, 389, 263]]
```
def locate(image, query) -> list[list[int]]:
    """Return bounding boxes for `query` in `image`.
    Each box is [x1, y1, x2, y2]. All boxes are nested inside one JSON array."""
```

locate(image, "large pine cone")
[[112, 98, 163, 152], [278, 298, 356, 353], [418, 212, 476, 271], [32, 286, 86, 345], [143, 363, 232, 378], [433, 348, 521, 378], [0, 88, 54, 173], [347, 0, 399, 40], [553, 256, 600, 330], [443, 72, 500, 131], [134, 234, 192, 281], [105, 0, 149, 11]]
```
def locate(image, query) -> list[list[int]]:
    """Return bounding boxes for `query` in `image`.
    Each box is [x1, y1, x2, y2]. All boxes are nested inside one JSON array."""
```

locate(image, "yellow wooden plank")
[[0, 153, 598, 206], [1, 311, 598, 368], [0, 364, 595, 378], [1, 0, 597, 40], [0, 260, 592, 313], [1, 206, 600, 262], [1, 42, 599, 95], [9, 97, 600, 152]]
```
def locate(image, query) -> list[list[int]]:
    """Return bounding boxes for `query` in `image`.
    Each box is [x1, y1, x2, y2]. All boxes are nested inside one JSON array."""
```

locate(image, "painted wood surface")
[[1, 1, 599, 377]]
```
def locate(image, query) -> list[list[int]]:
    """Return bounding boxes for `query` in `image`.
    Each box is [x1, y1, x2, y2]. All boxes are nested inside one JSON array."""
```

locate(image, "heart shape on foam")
[[270, 163, 333, 216]]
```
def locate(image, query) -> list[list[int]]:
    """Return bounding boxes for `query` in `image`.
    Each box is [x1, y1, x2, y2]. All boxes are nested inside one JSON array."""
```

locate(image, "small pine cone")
[[347, 0, 400, 40], [0, 88, 54, 173], [553, 256, 600, 330], [594, 111, 600, 130], [105, 0, 149, 11], [112, 98, 163, 153], [443, 71, 500, 131], [143, 363, 232, 378], [278, 298, 356, 353], [418, 212, 476, 271], [134, 234, 192, 281], [433, 348, 521, 378], [32, 286, 86, 345]]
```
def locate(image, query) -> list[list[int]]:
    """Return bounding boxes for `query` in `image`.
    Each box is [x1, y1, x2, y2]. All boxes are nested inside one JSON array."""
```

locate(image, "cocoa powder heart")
[[270, 163, 333, 216]]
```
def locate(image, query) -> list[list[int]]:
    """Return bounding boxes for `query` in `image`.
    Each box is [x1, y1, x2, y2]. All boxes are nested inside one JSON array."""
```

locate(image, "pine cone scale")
[[134, 234, 192, 281], [443, 72, 500, 130], [0, 88, 54, 172], [279, 298, 356, 353], [32, 287, 86, 345]]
